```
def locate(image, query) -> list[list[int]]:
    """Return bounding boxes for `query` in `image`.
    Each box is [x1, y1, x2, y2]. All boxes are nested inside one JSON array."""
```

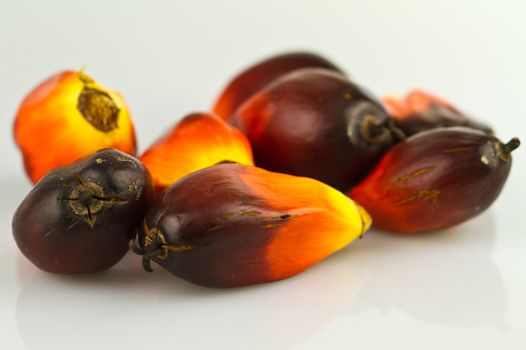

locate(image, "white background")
[[1, 1, 525, 349]]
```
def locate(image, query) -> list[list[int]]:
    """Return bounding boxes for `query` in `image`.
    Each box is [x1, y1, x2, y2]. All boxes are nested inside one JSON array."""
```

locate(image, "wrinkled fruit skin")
[[134, 164, 370, 288], [140, 112, 254, 194], [12, 149, 154, 274], [383, 90, 493, 136], [213, 52, 343, 120], [14, 70, 137, 183], [231, 68, 402, 191], [349, 127, 519, 233]]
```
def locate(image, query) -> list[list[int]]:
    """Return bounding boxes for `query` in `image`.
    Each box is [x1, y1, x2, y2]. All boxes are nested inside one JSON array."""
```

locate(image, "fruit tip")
[[503, 137, 520, 154], [356, 204, 372, 235]]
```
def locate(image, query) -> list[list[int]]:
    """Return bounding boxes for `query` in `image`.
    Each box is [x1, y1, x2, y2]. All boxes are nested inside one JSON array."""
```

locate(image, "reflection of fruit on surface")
[[350, 127, 519, 233], [16, 249, 364, 350], [133, 163, 371, 287], [344, 228, 506, 327], [213, 52, 342, 120], [383, 90, 493, 136], [232, 68, 402, 191], [12, 149, 154, 274], [14, 70, 137, 183], [140, 112, 253, 193]]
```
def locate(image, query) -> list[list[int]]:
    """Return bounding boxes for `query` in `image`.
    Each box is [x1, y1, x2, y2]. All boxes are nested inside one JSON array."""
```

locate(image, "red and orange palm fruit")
[[212, 52, 343, 120], [14, 70, 137, 183], [349, 127, 519, 234], [231, 68, 403, 192], [132, 163, 371, 288], [382, 89, 492, 136], [139, 112, 254, 193]]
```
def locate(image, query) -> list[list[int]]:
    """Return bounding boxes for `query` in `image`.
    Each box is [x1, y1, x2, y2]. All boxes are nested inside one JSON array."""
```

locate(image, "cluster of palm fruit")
[[12, 52, 519, 288]]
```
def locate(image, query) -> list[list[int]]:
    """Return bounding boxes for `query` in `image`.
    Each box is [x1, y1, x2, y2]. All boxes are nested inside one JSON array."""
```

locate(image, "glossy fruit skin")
[[133, 163, 371, 288], [231, 68, 403, 191], [14, 70, 137, 183], [12, 149, 154, 274], [349, 127, 519, 233], [383, 90, 493, 136], [140, 112, 254, 193], [213, 52, 343, 120]]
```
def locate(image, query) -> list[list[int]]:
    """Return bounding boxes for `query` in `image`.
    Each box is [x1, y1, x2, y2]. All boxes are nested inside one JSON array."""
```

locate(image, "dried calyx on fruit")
[[140, 112, 254, 194], [12, 149, 154, 274], [131, 163, 371, 288], [212, 51, 343, 120], [382, 90, 493, 136], [14, 70, 137, 183], [349, 127, 519, 233], [231, 68, 404, 191]]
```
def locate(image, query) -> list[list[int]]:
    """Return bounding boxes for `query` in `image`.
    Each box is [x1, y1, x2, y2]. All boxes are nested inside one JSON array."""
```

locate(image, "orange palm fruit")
[[131, 163, 371, 288], [212, 52, 343, 120], [382, 89, 492, 136], [14, 70, 137, 183], [139, 112, 254, 193], [349, 127, 519, 234]]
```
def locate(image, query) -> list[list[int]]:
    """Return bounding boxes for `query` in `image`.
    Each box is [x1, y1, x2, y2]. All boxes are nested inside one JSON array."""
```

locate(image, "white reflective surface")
[[1, 1, 526, 349]]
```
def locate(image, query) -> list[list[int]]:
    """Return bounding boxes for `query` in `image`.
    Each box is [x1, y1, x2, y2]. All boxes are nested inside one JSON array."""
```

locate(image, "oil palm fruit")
[[12, 149, 154, 274], [213, 51, 343, 120], [139, 112, 254, 193], [349, 127, 519, 233], [382, 89, 492, 136], [231, 68, 403, 191], [132, 163, 371, 288], [14, 70, 137, 183]]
